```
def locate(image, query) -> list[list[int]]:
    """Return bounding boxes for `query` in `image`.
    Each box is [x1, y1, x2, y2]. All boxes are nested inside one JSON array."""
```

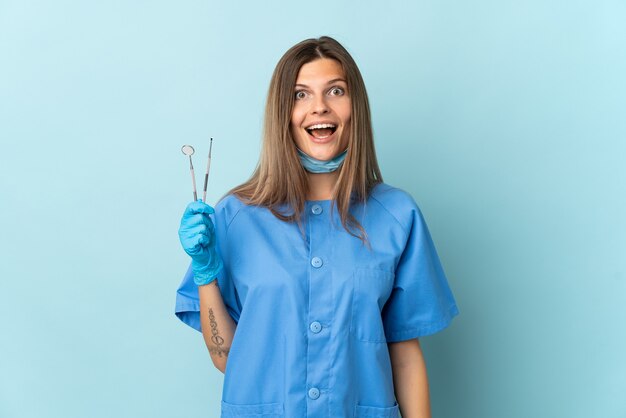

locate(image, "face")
[[290, 58, 351, 161]]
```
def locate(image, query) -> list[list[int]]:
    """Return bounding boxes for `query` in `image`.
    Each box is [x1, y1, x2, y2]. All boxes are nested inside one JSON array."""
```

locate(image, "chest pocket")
[[350, 268, 395, 343]]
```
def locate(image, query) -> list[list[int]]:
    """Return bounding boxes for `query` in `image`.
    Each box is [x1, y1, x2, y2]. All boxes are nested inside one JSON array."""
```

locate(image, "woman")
[[175, 35, 459, 418]]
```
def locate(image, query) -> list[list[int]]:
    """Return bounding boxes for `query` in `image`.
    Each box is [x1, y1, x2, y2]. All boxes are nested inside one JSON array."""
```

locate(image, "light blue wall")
[[1, 1, 624, 417]]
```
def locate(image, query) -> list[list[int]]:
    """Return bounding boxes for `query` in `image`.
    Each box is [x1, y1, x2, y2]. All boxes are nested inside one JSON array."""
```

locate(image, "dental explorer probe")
[[202, 138, 213, 203]]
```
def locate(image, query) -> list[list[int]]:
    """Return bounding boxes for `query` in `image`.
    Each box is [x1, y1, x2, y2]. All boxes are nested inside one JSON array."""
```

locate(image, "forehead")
[[295, 58, 345, 83]]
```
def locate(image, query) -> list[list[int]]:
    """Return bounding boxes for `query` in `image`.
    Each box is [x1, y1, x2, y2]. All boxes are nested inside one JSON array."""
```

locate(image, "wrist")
[[194, 274, 217, 286], [192, 257, 223, 286]]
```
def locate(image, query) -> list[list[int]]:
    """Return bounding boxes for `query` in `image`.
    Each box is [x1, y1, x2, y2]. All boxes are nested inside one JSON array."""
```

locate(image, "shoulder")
[[368, 183, 423, 232], [214, 193, 248, 230]]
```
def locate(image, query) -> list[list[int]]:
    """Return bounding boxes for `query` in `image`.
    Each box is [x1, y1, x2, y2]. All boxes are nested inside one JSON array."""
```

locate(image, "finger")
[[190, 233, 210, 249], [185, 233, 210, 254], [190, 223, 215, 247], [185, 223, 210, 237], [196, 234, 209, 247], [179, 224, 210, 245], [183, 201, 215, 216], [181, 213, 212, 230]]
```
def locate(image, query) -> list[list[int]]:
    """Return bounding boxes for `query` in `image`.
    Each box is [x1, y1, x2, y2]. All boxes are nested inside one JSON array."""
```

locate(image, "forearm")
[[198, 280, 236, 373], [389, 339, 431, 418]]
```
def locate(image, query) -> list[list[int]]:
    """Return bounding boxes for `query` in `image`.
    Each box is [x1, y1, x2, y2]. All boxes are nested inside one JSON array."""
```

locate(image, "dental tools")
[[181, 145, 197, 201], [181, 139, 214, 202], [202, 138, 213, 202]]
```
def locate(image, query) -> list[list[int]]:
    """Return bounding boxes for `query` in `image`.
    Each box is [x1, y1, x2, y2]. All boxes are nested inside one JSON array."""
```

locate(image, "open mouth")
[[305, 125, 337, 140]]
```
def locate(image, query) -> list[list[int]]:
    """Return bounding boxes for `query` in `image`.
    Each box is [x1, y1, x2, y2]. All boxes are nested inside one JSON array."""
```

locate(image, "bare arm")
[[388, 338, 431, 418], [198, 280, 237, 373]]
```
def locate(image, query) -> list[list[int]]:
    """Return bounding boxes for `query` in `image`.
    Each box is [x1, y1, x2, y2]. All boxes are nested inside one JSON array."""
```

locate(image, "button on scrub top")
[[175, 183, 459, 418]]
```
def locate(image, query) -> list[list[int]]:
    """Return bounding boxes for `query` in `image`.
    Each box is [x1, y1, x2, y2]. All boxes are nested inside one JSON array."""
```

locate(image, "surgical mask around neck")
[[296, 147, 348, 173]]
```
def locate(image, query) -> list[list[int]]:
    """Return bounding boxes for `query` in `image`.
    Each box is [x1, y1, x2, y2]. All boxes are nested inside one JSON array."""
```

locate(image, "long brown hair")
[[227, 36, 383, 243]]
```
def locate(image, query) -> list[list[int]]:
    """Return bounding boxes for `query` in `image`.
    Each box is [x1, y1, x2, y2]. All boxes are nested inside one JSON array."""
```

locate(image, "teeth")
[[306, 123, 336, 130]]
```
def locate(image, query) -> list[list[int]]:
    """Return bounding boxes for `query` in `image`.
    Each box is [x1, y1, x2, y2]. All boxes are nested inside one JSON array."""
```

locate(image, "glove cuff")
[[192, 257, 224, 286]]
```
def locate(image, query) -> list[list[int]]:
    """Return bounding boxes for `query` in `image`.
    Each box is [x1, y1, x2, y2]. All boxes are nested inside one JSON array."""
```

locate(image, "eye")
[[295, 90, 307, 100], [330, 86, 345, 96]]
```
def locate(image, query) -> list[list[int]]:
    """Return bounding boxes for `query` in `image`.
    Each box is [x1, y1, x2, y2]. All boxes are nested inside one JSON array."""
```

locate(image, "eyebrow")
[[294, 78, 347, 88]]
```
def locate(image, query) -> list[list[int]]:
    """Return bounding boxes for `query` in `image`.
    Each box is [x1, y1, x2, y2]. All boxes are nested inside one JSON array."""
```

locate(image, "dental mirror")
[[181, 144, 198, 201], [181, 145, 195, 156]]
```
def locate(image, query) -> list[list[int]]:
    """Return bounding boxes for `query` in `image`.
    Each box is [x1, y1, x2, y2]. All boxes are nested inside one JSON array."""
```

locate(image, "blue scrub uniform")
[[175, 183, 459, 418]]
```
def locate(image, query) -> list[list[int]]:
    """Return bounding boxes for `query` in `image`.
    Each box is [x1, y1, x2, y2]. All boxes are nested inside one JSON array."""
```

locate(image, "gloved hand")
[[178, 200, 223, 285]]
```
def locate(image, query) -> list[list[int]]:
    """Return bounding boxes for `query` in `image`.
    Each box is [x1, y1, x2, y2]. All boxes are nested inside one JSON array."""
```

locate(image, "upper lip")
[[305, 120, 338, 130]]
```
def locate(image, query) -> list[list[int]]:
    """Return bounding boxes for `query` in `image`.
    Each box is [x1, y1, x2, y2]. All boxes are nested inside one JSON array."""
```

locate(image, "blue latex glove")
[[178, 200, 223, 285]]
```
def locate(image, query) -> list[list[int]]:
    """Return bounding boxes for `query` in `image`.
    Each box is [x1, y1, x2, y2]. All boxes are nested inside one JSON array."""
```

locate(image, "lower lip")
[[306, 130, 336, 144]]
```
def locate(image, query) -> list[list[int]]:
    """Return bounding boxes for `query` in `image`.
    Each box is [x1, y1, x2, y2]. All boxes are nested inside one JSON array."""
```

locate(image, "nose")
[[310, 94, 329, 115]]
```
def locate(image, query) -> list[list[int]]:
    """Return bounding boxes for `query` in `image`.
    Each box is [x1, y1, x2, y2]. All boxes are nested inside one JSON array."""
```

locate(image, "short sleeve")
[[382, 203, 459, 342], [174, 206, 243, 332]]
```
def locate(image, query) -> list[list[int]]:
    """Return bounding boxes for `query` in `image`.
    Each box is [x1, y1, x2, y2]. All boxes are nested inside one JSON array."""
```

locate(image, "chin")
[[299, 141, 345, 161], [306, 148, 339, 161]]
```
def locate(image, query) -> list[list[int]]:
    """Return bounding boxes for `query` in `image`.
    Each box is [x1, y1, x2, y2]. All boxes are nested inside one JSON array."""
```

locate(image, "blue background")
[[1, 1, 625, 417]]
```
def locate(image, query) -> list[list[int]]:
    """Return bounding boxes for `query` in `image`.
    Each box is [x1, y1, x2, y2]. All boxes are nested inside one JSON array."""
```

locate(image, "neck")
[[306, 171, 339, 200]]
